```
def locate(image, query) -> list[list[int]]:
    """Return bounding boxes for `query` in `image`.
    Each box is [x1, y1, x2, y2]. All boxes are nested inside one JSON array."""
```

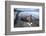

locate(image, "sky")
[[15, 8, 39, 12], [14, 8, 39, 19]]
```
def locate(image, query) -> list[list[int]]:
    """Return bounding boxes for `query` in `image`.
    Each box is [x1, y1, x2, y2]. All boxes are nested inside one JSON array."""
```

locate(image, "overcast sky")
[[14, 8, 39, 19], [15, 8, 39, 12]]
